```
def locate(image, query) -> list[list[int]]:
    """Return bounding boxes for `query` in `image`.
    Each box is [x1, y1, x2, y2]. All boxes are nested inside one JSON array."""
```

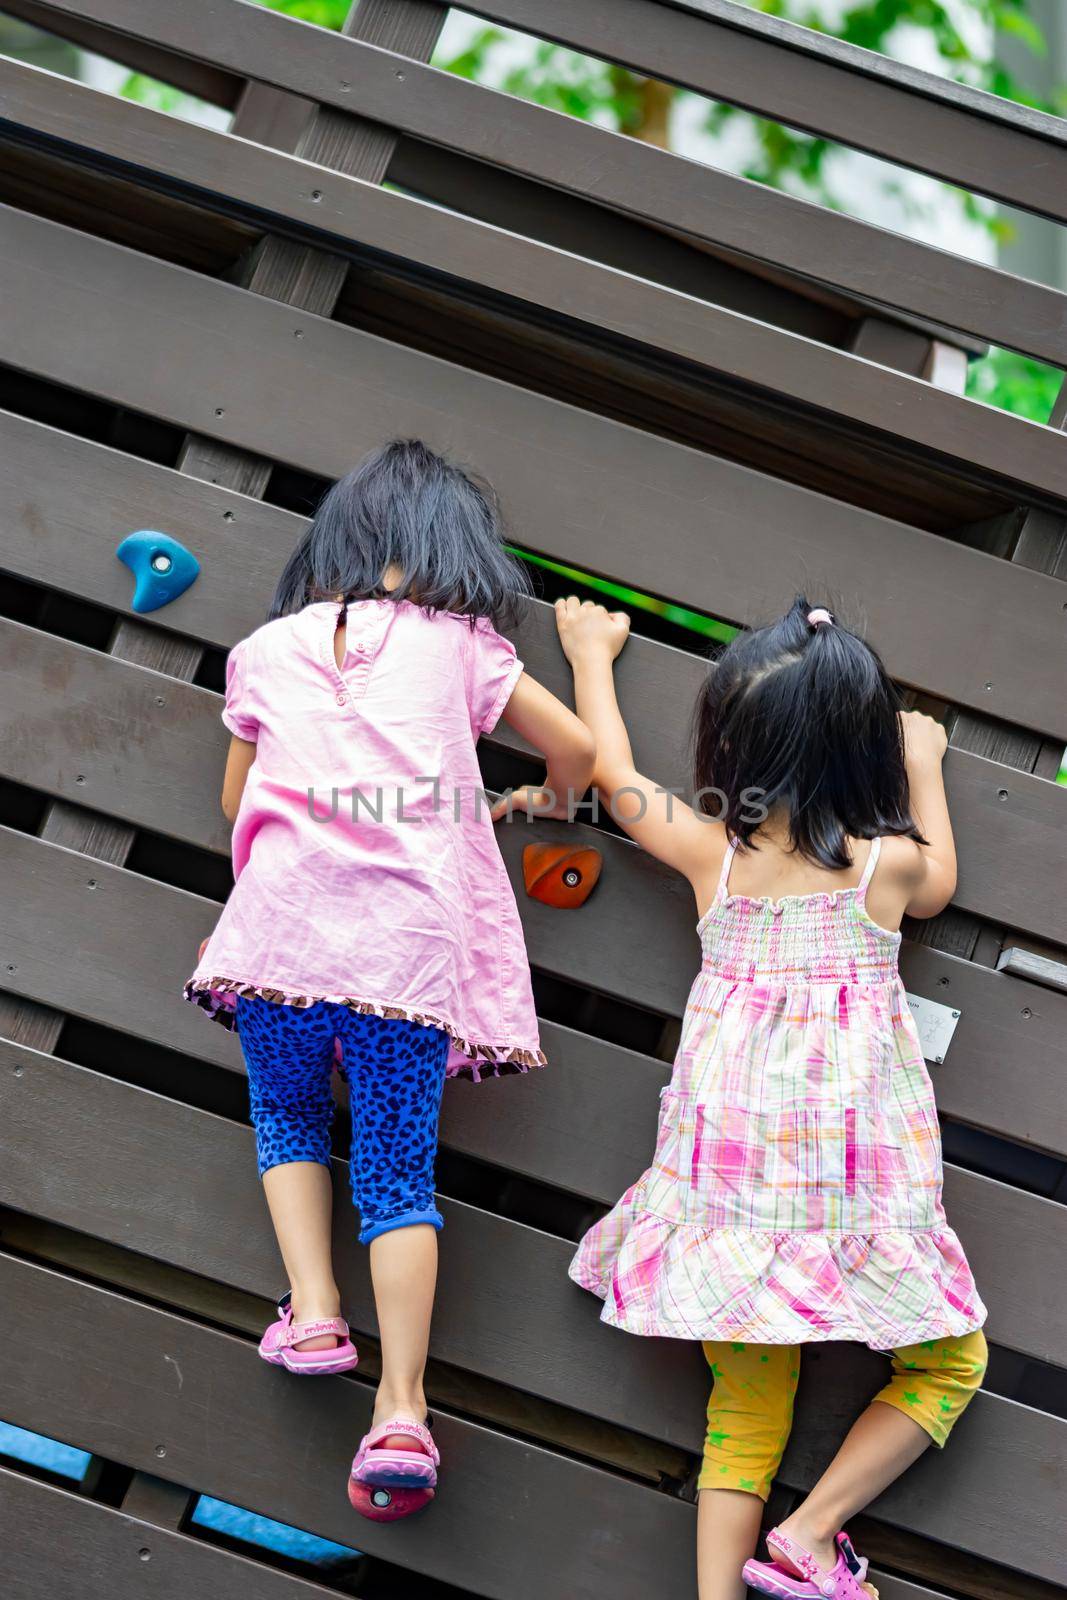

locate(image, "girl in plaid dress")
[[557, 595, 987, 1600]]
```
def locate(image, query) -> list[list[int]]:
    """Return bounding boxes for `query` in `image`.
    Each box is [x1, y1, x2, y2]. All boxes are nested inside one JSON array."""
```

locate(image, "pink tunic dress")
[[184, 598, 544, 1081], [570, 837, 986, 1350]]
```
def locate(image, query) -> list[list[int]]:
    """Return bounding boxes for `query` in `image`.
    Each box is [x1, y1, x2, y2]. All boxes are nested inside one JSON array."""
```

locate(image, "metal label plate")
[[905, 992, 961, 1065]]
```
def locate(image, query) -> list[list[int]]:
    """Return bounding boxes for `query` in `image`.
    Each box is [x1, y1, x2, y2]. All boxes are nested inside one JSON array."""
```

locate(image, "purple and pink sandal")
[[258, 1291, 359, 1376], [744, 1529, 879, 1600], [348, 1416, 439, 1522]]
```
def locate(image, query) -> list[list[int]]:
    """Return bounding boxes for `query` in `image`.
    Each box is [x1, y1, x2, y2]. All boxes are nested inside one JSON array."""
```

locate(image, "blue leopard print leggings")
[[235, 996, 450, 1245]]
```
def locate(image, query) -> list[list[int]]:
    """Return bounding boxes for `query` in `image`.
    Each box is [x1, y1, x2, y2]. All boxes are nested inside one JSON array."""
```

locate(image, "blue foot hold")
[[116, 531, 200, 613]]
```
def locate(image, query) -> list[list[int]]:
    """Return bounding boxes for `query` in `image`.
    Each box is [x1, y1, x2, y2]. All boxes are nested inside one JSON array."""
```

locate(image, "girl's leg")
[[343, 1014, 450, 1438], [697, 1342, 800, 1600], [771, 1329, 988, 1576], [238, 997, 342, 1351]]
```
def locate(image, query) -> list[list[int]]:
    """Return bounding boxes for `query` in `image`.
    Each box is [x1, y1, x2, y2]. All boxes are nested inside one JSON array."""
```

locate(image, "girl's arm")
[[554, 598, 718, 892], [899, 710, 957, 917], [489, 673, 596, 820], [221, 734, 257, 823]]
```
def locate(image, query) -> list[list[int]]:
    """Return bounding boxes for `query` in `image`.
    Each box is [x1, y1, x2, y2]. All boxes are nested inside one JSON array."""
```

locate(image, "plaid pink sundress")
[[569, 837, 986, 1350]]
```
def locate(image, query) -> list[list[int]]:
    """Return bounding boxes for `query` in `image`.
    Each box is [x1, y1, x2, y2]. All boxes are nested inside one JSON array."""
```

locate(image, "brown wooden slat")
[[1, 1035, 1063, 1369], [0, 0, 241, 105], [0, 1251, 699, 1600], [2, 216, 1066, 740], [0, 1454, 978, 1600], [6, 48, 1067, 425], [0, 1074, 1062, 1578], [0, 1464, 349, 1600], [4, 409, 1062, 747], [469, 1, 1067, 222], [34, 0, 1067, 225], [897, 945, 1067, 1158]]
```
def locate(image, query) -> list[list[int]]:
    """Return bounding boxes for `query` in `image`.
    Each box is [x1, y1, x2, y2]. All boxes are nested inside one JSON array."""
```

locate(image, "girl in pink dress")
[[185, 441, 594, 1514], [556, 595, 986, 1600]]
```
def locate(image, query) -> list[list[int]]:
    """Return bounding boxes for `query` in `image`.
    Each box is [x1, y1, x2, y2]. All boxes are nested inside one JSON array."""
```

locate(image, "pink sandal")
[[744, 1530, 878, 1600], [350, 1416, 439, 1490], [258, 1291, 359, 1376]]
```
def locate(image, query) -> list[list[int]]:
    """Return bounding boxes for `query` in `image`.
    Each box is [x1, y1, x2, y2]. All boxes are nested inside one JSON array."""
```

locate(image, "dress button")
[[336, 692, 347, 705]]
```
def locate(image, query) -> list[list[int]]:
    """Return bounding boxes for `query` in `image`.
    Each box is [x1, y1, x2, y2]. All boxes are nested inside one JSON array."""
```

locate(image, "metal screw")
[[223, 510, 235, 522], [997, 789, 1008, 801], [75, 773, 86, 784], [87, 879, 97, 889], [139, 1548, 151, 1562], [937, 976, 949, 987], [214, 406, 225, 416], [294, 329, 304, 339], [395, 69, 405, 80], [156, 696, 166, 707], [339, 80, 351, 92], [311, 189, 323, 201], [1022, 1007, 1032, 1020], [13, 1066, 23, 1077], [154, 1444, 166, 1458], [934, 1055, 943, 1064], [951, 1009, 960, 1018]]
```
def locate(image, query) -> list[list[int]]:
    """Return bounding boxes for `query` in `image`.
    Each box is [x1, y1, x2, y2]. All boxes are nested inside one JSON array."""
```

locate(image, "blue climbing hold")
[[116, 530, 200, 614]]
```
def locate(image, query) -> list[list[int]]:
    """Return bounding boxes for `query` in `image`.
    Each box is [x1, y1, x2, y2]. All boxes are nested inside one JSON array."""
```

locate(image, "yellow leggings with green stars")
[[698, 1331, 988, 1499]]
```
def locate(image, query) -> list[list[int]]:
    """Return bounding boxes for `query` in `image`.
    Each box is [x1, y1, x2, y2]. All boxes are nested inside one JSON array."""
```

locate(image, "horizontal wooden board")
[[0, 409, 1063, 747], [0, 1092, 1062, 1579], [1, 1037, 1063, 1369], [896, 946, 1067, 1159], [0, 1462, 947, 1600], [3, 583, 1066, 943], [37, 0, 1067, 223], [2, 223, 1066, 742], [0, 1251, 699, 1600], [468, 0, 1067, 214], [0, 0, 242, 107], [2, 774, 1063, 1164], [0, 1464, 348, 1600], [4, 56, 1067, 380]]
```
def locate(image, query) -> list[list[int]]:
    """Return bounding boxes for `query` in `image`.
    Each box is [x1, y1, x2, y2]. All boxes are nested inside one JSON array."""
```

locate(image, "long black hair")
[[691, 594, 926, 869], [270, 439, 531, 629]]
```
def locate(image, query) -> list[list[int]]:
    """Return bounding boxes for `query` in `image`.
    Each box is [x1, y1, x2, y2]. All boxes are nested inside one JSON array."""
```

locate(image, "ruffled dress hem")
[[183, 974, 546, 1082], [569, 1208, 987, 1351]]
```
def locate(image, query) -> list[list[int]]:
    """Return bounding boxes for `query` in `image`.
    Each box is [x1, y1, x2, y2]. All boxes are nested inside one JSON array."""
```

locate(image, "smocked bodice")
[[699, 886, 901, 985]]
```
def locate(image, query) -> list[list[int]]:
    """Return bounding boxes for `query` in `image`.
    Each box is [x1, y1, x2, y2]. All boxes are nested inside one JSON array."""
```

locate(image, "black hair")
[[691, 594, 926, 869], [269, 438, 532, 629]]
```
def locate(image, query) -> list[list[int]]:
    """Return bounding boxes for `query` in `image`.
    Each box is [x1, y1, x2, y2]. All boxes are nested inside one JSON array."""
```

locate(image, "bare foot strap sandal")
[[258, 1290, 359, 1375], [350, 1417, 439, 1489], [744, 1530, 878, 1600]]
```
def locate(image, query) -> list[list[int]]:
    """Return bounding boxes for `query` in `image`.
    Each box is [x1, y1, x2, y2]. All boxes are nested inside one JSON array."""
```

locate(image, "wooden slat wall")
[[1, 4, 1066, 1597], [11, 1, 1067, 371], [8, 56, 1067, 483], [34, 0, 1067, 226], [2, 220, 1067, 742]]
